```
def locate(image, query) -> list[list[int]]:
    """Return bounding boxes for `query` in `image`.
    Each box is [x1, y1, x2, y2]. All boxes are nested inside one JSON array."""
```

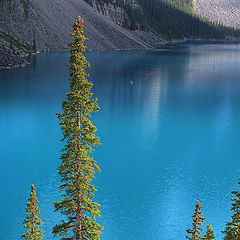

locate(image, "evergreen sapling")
[[21, 184, 44, 240]]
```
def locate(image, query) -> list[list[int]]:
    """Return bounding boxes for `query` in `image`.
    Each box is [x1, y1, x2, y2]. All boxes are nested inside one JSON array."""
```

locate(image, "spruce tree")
[[21, 185, 44, 240], [222, 179, 240, 240], [203, 223, 215, 240], [186, 199, 206, 240], [52, 16, 103, 240]]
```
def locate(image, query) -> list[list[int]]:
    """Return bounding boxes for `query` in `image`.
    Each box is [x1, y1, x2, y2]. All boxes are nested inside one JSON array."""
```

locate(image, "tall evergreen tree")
[[186, 199, 206, 240], [203, 223, 215, 240], [222, 179, 240, 240], [52, 16, 103, 240], [21, 184, 44, 240]]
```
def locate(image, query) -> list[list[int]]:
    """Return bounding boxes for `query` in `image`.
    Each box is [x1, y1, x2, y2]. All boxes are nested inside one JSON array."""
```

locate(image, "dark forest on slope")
[[137, 0, 240, 40], [85, 0, 240, 40]]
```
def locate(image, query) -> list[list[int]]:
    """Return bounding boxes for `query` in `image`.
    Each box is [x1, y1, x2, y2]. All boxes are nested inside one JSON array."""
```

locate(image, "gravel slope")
[[194, 0, 240, 29], [0, 0, 155, 51], [0, 41, 29, 69]]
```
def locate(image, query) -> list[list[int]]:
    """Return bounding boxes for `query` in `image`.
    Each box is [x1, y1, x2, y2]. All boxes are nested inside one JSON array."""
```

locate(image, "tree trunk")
[[76, 110, 83, 240]]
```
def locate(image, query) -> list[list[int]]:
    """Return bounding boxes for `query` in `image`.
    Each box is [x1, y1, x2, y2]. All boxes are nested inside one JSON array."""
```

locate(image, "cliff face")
[[85, 0, 126, 27], [84, 0, 141, 28], [194, 0, 240, 29]]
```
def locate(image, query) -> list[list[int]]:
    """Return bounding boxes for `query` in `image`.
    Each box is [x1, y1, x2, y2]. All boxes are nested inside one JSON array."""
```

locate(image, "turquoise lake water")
[[1, 44, 240, 239]]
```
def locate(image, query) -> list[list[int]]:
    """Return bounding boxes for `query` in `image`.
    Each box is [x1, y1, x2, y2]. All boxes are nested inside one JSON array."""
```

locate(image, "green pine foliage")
[[203, 223, 215, 240], [222, 179, 240, 240], [52, 16, 103, 240], [20, 185, 44, 240], [186, 199, 206, 240]]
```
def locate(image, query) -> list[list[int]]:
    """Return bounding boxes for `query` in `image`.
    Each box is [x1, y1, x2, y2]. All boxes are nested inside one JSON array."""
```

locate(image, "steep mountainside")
[[0, 0, 160, 51], [0, 30, 30, 69], [194, 0, 240, 29], [0, 0, 165, 68], [85, 0, 240, 40], [83, 0, 140, 28], [83, 0, 194, 30]]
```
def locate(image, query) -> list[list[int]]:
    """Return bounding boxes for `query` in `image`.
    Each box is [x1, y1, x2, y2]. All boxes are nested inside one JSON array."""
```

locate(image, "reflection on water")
[[1, 44, 240, 240]]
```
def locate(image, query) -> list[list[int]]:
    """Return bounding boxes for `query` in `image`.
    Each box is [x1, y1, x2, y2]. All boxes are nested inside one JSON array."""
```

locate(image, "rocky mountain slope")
[[0, 0, 164, 69], [84, 0, 139, 28], [194, 0, 240, 29], [87, 0, 240, 31], [0, 0, 160, 51], [0, 30, 31, 69]]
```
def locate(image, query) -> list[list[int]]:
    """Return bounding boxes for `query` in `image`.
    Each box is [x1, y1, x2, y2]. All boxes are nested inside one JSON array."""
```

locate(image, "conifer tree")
[[186, 199, 206, 240], [21, 184, 44, 240], [203, 223, 215, 240], [52, 16, 103, 240], [33, 33, 36, 53], [222, 179, 240, 240]]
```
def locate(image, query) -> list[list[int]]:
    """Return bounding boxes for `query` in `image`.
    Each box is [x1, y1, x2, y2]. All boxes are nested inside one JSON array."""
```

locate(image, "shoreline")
[[1, 39, 240, 70]]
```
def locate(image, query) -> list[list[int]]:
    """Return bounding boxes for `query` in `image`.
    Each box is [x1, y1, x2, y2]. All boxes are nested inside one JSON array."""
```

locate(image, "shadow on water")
[[87, 49, 191, 116]]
